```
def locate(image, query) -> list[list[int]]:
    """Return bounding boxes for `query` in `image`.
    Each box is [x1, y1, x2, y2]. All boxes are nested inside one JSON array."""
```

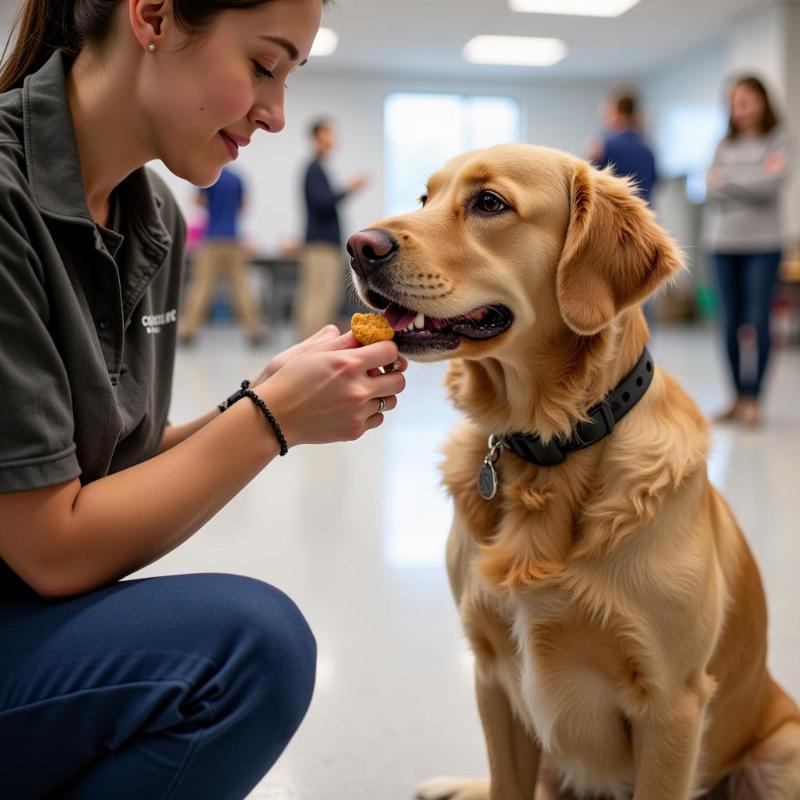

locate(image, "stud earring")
[[146, 42, 156, 53]]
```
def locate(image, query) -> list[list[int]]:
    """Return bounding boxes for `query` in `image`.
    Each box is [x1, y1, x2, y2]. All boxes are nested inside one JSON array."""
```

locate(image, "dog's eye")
[[475, 191, 507, 214]]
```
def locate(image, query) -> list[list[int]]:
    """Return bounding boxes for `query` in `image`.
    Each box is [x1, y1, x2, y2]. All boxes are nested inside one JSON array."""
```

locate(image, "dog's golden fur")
[[351, 144, 800, 799]]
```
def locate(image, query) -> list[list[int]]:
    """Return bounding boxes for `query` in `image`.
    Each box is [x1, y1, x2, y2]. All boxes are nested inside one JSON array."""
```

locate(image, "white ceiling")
[[317, 0, 772, 81], [0, 0, 777, 83]]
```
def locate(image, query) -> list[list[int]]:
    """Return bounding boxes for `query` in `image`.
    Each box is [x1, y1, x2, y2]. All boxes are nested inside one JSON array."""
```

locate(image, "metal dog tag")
[[477, 435, 503, 500], [478, 460, 499, 500]]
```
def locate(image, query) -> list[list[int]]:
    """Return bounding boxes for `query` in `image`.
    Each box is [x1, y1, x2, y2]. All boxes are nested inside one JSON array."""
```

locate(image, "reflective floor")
[[134, 322, 800, 800]]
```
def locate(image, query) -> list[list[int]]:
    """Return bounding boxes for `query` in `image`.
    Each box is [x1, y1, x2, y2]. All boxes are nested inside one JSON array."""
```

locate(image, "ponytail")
[[0, 1, 79, 93]]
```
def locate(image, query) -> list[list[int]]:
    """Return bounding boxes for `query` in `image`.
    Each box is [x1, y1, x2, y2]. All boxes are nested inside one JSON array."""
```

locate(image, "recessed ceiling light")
[[509, 0, 641, 17], [310, 27, 338, 57], [463, 35, 567, 67]]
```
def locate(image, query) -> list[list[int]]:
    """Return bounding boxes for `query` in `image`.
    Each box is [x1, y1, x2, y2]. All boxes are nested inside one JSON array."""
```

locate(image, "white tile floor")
[[133, 322, 800, 800]]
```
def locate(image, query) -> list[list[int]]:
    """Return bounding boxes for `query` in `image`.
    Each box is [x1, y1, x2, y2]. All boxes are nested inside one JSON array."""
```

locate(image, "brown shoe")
[[739, 398, 761, 427], [713, 399, 741, 423]]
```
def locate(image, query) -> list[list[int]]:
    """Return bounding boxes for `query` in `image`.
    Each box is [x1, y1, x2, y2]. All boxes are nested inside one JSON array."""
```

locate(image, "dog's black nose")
[[346, 228, 398, 279]]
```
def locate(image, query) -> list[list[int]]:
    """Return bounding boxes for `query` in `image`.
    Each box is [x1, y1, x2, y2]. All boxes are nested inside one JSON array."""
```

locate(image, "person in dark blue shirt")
[[590, 91, 658, 207], [179, 167, 265, 345], [294, 118, 368, 340]]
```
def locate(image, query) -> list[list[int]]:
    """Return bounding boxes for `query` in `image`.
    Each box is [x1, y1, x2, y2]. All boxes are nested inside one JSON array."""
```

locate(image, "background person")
[[704, 75, 791, 426], [589, 88, 658, 206], [179, 167, 266, 346], [294, 117, 368, 340]]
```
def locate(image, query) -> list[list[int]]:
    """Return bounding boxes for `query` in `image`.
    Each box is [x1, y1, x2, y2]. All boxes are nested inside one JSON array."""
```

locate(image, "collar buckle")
[[596, 398, 616, 435]]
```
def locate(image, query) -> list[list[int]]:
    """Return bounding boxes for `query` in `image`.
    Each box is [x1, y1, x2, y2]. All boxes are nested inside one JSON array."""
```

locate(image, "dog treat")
[[351, 312, 395, 345]]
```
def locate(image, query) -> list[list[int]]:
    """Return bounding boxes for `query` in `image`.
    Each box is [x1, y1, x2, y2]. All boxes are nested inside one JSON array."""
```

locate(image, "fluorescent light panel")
[[509, 0, 641, 17], [463, 35, 567, 67], [310, 27, 338, 57]]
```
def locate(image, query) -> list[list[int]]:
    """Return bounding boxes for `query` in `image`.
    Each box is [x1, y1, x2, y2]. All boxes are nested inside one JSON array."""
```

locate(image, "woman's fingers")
[[299, 325, 342, 353], [367, 370, 406, 400], [368, 394, 398, 415], [363, 394, 397, 427], [354, 340, 399, 371], [384, 356, 408, 373], [367, 357, 408, 378], [323, 331, 364, 352], [258, 325, 343, 383]]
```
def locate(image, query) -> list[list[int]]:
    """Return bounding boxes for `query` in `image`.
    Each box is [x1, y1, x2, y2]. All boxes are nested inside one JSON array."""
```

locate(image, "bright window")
[[656, 104, 727, 203], [384, 93, 522, 217]]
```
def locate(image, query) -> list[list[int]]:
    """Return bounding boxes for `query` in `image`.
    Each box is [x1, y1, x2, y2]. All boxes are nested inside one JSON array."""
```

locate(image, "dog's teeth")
[[406, 323, 414, 332], [413, 312, 425, 330]]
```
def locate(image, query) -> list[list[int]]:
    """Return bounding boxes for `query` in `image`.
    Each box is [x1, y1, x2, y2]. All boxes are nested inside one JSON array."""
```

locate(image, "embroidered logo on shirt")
[[141, 309, 177, 335]]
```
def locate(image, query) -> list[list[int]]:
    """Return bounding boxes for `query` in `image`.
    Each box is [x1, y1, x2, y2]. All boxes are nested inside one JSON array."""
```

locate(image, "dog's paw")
[[415, 776, 490, 800]]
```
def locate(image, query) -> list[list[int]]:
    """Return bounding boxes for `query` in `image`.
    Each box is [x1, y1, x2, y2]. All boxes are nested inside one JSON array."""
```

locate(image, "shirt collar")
[[22, 49, 171, 258]]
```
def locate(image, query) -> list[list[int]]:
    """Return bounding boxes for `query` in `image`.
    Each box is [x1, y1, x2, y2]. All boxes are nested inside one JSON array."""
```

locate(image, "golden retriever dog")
[[346, 145, 800, 799]]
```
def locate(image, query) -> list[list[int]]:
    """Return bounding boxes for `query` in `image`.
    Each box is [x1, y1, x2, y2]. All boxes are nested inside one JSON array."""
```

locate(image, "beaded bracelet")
[[218, 380, 289, 456]]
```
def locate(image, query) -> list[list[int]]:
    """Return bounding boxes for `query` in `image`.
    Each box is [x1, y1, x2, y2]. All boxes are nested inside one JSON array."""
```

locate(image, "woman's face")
[[143, 0, 322, 187], [730, 83, 765, 135]]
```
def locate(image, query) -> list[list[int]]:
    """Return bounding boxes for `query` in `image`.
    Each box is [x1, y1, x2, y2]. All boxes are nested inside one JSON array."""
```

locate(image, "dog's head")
[[347, 144, 682, 364]]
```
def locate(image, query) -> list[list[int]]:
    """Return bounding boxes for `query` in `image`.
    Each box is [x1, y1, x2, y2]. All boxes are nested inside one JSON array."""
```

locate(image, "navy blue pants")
[[0, 573, 316, 799], [712, 251, 782, 398]]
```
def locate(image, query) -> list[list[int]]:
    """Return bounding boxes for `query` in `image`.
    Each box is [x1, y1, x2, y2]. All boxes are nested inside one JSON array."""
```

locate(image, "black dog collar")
[[504, 346, 654, 466], [478, 347, 654, 499]]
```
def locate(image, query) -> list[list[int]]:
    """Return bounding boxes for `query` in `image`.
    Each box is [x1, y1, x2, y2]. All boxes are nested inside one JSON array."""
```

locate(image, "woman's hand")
[[764, 153, 786, 175], [707, 166, 725, 190], [253, 324, 342, 385], [255, 332, 407, 448]]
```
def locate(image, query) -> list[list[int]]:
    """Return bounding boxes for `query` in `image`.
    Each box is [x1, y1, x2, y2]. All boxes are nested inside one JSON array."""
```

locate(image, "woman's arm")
[[306, 161, 347, 212], [0, 393, 283, 598], [157, 411, 219, 454], [156, 326, 353, 455], [0, 335, 404, 598], [710, 132, 791, 202]]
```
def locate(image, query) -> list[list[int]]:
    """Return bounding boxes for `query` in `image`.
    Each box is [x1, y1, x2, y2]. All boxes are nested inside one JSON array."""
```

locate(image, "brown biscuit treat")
[[351, 312, 395, 345]]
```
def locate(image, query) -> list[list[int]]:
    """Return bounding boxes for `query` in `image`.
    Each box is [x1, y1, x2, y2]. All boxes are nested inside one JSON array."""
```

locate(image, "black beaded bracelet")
[[218, 380, 289, 456]]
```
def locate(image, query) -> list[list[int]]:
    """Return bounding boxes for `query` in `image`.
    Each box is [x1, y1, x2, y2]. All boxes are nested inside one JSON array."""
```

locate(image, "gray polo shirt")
[[0, 49, 186, 501]]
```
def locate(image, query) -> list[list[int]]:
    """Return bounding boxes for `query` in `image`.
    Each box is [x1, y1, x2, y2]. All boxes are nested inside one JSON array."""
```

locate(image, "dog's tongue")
[[384, 303, 417, 331]]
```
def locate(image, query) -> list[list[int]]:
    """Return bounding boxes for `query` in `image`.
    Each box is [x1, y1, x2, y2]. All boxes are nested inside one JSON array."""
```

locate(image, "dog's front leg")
[[476, 675, 542, 800], [416, 676, 541, 800], [631, 681, 713, 800]]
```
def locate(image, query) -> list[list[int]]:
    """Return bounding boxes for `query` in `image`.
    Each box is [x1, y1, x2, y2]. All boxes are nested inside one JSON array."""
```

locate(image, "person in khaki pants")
[[294, 119, 368, 340], [180, 167, 265, 345]]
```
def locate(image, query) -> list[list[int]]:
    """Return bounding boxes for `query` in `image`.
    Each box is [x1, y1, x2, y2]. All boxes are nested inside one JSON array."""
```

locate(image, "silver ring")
[[377, 397, 386, 414]]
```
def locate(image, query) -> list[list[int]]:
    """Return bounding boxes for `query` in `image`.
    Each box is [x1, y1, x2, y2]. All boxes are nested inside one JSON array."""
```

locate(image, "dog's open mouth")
[[367, 292, 513, 353]]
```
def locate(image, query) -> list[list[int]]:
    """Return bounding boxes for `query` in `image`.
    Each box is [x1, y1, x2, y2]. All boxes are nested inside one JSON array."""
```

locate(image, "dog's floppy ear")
[[555, 162, 683, 336]]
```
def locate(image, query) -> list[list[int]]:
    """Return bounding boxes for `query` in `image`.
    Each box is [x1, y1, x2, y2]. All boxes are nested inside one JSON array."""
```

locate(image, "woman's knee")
[[204, 575, 317, 718], [127, 574, 316, 717]]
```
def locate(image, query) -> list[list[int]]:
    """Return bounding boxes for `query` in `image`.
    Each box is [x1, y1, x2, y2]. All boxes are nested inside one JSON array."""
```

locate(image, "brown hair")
[[310, 117, 333, 138], [0, 0, 328, 93], [613, 92, 637, 120], [726, 75, 780, 139]]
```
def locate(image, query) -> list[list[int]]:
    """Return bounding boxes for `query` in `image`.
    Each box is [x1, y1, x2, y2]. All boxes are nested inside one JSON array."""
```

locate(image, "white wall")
[[727, 4, 786, 101], [151, 72, 612, 254], [783, 3, 800, 254]]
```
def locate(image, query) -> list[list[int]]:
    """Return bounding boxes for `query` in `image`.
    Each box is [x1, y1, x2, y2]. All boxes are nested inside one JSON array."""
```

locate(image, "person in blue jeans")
[[0, 1, 407, 798], [704, 75, 791, 426]]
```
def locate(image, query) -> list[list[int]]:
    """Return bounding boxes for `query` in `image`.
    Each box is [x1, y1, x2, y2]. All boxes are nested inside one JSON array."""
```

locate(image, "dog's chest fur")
[[459, 566, 640, 798], [440, 418, 705, 799]]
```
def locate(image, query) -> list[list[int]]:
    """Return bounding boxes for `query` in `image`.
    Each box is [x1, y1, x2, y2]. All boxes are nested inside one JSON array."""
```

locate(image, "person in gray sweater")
[[704, 75, 791, 426]]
